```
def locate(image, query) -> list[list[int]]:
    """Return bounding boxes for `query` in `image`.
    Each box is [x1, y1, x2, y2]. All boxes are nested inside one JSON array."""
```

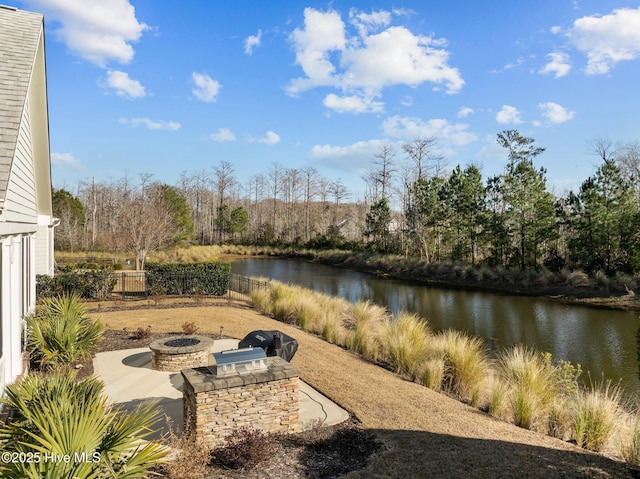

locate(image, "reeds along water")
[[250, 279, 640, 465]]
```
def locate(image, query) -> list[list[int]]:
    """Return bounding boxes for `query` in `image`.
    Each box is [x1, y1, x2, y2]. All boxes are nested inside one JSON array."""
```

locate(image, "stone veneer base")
[[149, 335, 214, 372], [182, 357, 301, 448]]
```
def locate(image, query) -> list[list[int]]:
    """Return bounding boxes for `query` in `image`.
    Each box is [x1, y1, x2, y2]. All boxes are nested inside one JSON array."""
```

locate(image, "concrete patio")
[[93, 339, 349, 441]]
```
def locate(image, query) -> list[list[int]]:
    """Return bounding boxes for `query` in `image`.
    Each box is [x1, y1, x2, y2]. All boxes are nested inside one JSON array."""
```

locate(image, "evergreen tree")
[[495, 130, 557, 269], [567, 159, 640, 273], [364, 197, 392, 252]]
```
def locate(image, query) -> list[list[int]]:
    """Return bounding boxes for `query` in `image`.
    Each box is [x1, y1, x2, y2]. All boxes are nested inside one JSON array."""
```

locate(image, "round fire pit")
[[149, 335, 214, 372]]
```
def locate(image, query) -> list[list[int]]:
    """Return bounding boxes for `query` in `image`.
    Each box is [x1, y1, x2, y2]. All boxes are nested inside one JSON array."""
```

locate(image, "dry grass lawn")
[[89, 300, 635, 478]]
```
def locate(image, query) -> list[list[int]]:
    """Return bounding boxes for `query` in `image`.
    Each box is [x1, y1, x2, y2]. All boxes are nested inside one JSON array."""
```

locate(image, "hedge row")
[[145, 262, 231, 296], [36, 270, 117, 299]]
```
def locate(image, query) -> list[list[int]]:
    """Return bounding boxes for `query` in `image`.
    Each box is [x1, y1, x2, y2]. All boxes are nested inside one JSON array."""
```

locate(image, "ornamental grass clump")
[[26, 293, 104, 369], [438, 329, 489, 405], [0, 370, 166, 479], [380, 312, 431, 380], [343, 300, 389, 361], [573, 379, 622, 452], [497, 344, 557, 430], [618, 412, 640, 468]]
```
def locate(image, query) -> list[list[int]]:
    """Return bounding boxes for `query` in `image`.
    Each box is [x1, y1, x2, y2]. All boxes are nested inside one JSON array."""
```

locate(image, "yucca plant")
[[0, 370, 166, 478], [26, 294, 104, 369]]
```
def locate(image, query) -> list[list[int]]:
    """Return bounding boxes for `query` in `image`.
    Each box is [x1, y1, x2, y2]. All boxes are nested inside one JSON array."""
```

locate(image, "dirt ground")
[[88, 299, 637, 478]]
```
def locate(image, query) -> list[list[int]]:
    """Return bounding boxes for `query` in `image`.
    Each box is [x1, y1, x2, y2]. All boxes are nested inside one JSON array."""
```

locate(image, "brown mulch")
[[85, 300, 639, 479]]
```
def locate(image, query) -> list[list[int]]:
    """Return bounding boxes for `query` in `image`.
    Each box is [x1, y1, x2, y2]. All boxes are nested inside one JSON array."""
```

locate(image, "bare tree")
[[327, 179, 351, 225], [364, 141, 397, 202], [213, 160, 236, 242], [301, 167, 319, 241], [268, 161, 284, 234], [116, 179, 184, 270], [402, 137, 443, 179]]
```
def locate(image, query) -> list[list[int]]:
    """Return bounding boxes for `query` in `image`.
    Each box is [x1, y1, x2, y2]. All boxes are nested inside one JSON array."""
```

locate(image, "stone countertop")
[[182, 357, 301, 393]]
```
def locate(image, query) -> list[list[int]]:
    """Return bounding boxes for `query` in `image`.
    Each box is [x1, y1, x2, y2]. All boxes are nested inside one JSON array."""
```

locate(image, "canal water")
[[230, 257, 640, 395]]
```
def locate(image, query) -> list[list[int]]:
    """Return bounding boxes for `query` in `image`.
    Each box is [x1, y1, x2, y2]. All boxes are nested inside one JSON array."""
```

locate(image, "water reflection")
[[231, 257, 640, 394]]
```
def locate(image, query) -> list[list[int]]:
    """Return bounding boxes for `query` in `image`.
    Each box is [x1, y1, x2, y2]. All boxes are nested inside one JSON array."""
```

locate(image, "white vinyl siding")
[[3, 97, 37, 223]]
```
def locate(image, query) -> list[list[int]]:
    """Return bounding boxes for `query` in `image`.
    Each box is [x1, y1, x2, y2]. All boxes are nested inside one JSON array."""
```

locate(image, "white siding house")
[[0, 5, 55, 396]]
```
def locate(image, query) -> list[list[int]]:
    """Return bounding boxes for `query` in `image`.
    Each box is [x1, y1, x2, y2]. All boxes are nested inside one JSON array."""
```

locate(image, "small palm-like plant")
[[0, 370, 166, 478], [26, 293, 104, 369]]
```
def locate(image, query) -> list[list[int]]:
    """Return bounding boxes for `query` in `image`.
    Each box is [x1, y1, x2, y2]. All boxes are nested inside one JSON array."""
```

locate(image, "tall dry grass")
[[438, 330, 489, 405], [573, 380, 622, 452], [248, 277, 640, 468], [343, 300, 389, 361], [496, 345, 557, 431], [380, 312, 431, 380]]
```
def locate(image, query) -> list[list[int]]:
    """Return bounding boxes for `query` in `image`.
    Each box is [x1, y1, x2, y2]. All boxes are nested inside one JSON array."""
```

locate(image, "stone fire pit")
[[149, 335, 214, 372]]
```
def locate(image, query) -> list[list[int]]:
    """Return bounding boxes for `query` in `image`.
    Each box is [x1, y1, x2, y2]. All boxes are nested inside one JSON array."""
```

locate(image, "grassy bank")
[[251, 280, 640, 466]]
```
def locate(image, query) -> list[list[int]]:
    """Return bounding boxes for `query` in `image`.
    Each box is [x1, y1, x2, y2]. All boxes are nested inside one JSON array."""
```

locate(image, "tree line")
[[53, 130, 640, 275]]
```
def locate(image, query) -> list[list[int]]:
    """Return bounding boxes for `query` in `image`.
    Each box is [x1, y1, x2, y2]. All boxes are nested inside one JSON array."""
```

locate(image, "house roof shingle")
[[0, 5, 44, 204]]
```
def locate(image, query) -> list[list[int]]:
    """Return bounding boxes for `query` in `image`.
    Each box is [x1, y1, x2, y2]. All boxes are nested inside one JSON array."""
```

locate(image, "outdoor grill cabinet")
[[239, 330, 299, 362], [211, 347, 268, 377]]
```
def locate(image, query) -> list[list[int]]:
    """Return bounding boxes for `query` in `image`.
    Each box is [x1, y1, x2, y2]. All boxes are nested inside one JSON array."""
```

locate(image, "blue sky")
[[12, 0, 640, 199]]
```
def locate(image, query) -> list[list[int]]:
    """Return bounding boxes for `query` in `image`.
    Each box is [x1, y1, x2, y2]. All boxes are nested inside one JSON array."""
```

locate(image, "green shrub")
[[26, 294, 104, 369], [146, 261, 231, 295], [36, 270, 117, 299], [0, 370, 165, 478]]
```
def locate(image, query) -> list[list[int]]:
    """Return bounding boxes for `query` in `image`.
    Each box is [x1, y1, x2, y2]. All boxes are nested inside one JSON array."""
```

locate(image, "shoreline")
[[284, 251, 640, 313]]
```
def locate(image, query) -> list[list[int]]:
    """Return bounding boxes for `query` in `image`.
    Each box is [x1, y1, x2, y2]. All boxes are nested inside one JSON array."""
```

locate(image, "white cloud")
[[496, 105, 523, 124], [348, 8, 392, 37], [119, 117, 180, 130], [24, 0, 148, 67], [210, 128, 236, 143], [245, 29, 262, 55], [287, 8, 464, 112], [256, 131, 281, 145], [308, 139, 385, 172], [539, 52, 572, 78], [101, 70, 145, 98], [51, 152, 82, 169], [538, 102, 575, 124], [323, 93, 383, 114], [382, 115, 477, 147], [457, 106, 474, 118], [192, 72, 221, 102], [567, 7, 640, 74]]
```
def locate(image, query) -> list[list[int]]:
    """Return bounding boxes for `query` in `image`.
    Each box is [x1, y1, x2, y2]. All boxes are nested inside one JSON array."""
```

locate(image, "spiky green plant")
[[0, 370, 166, 478], [573, 380, 622, 452], [26, 294, 104, 369]]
